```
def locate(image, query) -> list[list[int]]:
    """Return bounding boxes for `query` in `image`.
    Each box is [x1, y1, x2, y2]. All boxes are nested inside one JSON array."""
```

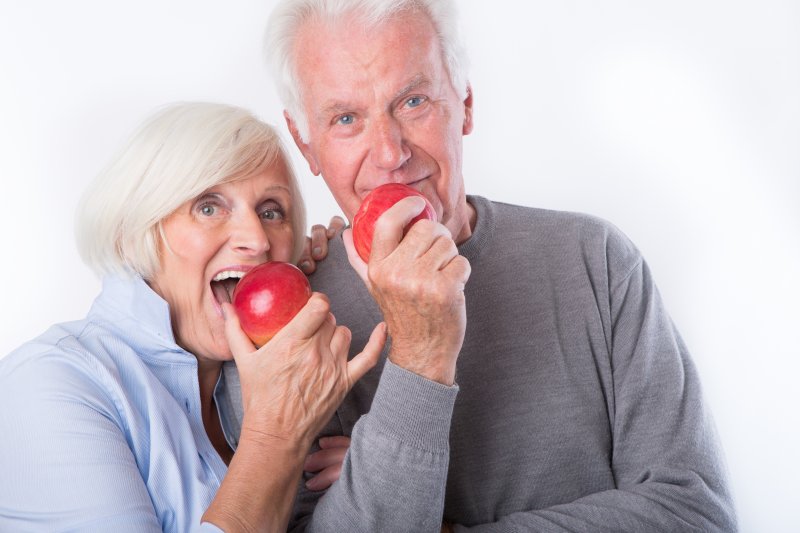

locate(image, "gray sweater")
[[223, 196, 736, 532]]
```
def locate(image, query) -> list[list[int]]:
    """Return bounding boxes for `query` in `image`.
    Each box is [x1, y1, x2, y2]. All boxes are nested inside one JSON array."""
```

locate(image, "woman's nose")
[[369, 115, 410, 171], [230, 211, 270, 257]]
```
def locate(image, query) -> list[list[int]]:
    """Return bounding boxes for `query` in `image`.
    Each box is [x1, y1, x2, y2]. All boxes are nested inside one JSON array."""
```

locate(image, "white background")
[[1, 1, 798, 531]]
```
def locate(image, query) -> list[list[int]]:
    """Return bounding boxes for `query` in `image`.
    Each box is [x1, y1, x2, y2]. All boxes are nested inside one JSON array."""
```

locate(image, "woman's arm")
[[0, 350, 163, 532], [202, 294, 385, 532]]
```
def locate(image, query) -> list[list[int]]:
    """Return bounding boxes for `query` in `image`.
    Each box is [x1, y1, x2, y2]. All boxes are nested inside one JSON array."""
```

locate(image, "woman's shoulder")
[[0, 319, 132, 410]]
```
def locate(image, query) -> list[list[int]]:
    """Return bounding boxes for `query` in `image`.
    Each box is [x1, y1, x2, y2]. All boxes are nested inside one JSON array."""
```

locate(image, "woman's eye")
[[199, 204, 216, 216], [260, 207, 285, 221]]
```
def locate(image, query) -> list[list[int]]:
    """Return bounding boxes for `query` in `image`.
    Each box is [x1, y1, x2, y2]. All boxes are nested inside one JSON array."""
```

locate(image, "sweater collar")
[[458, 195, 495, 262]]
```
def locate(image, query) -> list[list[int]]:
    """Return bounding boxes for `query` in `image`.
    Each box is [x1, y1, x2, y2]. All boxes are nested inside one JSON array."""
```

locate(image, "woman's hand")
[[304, 436, 351, 491], [297, 215, 347, 274], [204, 296, 385, 532], [224, 292, 385, 446]]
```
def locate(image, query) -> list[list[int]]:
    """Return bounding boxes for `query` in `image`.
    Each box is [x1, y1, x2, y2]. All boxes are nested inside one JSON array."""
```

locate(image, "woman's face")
[[149, 161, 296, 361]]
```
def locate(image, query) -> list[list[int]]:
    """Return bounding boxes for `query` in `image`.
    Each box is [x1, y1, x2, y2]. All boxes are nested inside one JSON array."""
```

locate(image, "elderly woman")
[[0, 102, 385, 532]]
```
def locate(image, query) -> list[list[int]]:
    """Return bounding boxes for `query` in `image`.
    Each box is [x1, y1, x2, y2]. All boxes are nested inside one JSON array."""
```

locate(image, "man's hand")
[[343, 196, 471, 385]]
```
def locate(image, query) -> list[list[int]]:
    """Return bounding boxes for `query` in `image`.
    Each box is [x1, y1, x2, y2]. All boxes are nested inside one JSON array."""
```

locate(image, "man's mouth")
[[210, 270, 246, 305]]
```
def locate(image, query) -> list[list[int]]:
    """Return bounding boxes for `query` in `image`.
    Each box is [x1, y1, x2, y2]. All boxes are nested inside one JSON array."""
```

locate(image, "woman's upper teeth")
[[213, 270, 246, 282]]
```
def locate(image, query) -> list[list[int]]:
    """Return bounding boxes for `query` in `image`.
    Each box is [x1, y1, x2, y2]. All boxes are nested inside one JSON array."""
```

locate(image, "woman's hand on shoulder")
[[297, 215, 347, 274]]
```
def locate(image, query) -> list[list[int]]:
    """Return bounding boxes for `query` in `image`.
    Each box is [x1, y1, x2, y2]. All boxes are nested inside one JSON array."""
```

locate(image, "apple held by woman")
[[352, 183, 437, 262], [231, 261, 312, 347]]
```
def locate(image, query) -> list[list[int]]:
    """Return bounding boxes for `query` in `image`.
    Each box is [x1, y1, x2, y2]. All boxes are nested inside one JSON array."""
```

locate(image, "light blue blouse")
[[0, 275, 240, 532]]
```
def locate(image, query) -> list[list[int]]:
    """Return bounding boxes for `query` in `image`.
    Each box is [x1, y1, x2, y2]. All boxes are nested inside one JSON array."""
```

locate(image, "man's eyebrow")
[[317, 75, 432, 118], [392, 74, 431, 101], [319, 102, 352, 119]]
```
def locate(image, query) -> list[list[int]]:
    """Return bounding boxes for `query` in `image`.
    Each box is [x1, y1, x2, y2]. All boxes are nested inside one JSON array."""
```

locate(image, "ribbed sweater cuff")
[[364, 360, 459, 452]]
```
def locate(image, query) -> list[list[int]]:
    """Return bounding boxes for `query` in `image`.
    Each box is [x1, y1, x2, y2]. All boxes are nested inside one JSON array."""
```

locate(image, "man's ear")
[[284, 110, 320, 175], [462, 84, 474, 136]]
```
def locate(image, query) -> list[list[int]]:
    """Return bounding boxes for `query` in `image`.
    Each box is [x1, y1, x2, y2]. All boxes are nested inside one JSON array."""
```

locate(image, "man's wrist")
[[387, 341, 459, 386], [388, 352, 456, 386], [365, 360, 458, 451]]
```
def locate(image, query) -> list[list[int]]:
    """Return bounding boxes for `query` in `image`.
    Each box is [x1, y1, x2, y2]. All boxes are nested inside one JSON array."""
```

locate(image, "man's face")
[[288, 9, 474, 243]]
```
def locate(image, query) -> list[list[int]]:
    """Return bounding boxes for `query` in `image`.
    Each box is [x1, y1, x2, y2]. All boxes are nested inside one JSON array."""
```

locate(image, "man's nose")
[[369, 115, 410, 171], [231, 211, 270, 257]]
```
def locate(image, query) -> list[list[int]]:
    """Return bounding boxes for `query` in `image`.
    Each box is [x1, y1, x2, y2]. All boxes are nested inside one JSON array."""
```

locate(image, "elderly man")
[[224, 0, 737, 531]]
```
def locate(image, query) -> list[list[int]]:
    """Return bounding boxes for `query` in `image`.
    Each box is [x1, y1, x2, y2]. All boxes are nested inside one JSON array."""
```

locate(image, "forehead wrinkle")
[[300, 12, 441, 122]]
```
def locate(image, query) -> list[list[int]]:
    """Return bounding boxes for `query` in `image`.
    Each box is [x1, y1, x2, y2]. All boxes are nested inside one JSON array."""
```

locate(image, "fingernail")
[[300, 260, 311, 271], [313, 247, 322, 257], [305, 478, 320, 490]]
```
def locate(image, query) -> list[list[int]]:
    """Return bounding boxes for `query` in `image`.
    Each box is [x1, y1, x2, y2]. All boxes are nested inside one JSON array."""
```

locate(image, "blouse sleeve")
[[0, 347, 163, 532]]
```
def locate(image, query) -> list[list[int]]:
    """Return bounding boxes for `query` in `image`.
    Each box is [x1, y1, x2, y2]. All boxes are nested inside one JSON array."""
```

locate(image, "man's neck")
[[451, 198, 477, 245]]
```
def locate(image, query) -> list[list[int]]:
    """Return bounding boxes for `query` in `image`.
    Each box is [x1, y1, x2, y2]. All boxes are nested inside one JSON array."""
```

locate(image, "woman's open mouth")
[[210, 270, 246, 305]]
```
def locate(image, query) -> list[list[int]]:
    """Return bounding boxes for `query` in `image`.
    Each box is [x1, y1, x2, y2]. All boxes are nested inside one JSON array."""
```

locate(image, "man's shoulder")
[[473, 197, 642, 274], [481, 198, 629, 247]]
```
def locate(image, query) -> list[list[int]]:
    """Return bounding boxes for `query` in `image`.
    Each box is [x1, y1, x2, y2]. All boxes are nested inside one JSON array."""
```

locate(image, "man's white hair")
[[265, 0, 469, 141], [75, 102, 306, 280]]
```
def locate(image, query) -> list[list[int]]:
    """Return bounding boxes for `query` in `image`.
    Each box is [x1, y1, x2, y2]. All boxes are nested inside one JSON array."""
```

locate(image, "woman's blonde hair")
[[75, 102, 306, 279]]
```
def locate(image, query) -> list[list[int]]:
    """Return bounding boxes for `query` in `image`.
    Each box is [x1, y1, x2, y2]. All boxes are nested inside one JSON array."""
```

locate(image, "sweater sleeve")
[[451, 257, 736, 532], [290, 360, 458, 533]]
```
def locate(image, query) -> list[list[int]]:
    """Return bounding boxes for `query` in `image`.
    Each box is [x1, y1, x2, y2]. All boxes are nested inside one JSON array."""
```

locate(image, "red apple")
[[352, 183, 437, 262], [231, 261, 312, 347]]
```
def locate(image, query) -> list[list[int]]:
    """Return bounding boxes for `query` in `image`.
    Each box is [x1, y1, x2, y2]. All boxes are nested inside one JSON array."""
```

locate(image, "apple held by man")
[[352, 183, 437, 262]]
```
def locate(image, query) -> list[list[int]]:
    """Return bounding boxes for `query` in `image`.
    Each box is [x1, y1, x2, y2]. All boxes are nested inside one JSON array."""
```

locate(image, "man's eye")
[[406, 96, 425, 108], [336, 114, 355, 125]]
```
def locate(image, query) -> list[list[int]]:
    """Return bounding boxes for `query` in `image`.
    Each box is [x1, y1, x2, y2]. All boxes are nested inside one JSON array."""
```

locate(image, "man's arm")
[[447, 258, 736, 532], [291, 361, 457, 532], [292, 199, 470, 532]]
